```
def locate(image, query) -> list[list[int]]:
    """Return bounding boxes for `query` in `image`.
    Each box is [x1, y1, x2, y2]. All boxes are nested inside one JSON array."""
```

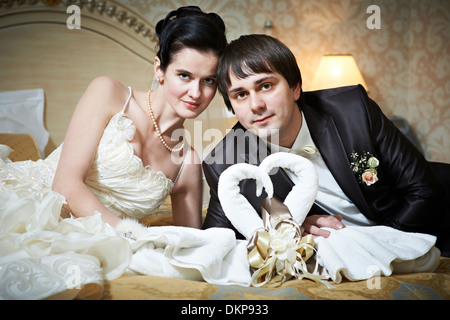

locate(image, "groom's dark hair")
[[217, 34, 302, 113]]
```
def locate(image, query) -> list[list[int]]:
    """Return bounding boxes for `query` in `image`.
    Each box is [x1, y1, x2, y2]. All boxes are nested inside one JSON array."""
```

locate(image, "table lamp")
[[309, 54, 368, 92]]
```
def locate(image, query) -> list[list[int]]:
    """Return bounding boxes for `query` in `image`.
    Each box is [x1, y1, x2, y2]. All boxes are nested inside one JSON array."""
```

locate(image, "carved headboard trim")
[[0, 0, 158, 63]]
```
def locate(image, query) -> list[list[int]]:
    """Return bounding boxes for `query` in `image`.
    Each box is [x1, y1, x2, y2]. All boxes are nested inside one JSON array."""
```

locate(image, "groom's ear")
[[293, 82, 301, 101]]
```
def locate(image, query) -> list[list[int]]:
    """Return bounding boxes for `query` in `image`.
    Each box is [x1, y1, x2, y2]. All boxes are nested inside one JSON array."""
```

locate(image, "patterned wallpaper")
[[123, 0, 450, 163]]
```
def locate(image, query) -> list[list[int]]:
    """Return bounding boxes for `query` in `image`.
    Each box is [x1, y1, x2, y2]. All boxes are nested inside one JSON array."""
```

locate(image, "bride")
[[52, 6, 227, 230], [0, 6, 233, 299]]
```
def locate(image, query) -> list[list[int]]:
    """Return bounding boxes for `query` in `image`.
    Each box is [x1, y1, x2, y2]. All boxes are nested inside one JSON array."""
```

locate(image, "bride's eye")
[[179, 73, 190, 80], [203, 78, 216, 86]]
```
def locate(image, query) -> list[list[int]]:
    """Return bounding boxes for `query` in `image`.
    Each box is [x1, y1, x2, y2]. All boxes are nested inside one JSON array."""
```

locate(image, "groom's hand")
[[302, 214, 345, 238]]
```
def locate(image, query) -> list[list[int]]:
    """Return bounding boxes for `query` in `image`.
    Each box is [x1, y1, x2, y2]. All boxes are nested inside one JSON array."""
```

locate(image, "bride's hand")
[[302, 214, 345, 238], [115, 218, 148, 241]]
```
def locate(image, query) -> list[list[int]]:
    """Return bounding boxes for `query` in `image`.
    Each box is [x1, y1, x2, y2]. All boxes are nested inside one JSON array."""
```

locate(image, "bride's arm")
[[170, 148, 203, 228], [52, 76, 128, 227]]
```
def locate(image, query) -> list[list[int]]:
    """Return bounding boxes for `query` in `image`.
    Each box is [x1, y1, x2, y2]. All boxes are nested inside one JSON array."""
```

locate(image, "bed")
[[1, 134, 449, 302], [1, 1, 449, 301]]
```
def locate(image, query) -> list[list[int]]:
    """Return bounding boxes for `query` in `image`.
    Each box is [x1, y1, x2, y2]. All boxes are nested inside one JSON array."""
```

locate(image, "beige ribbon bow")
[[247, 197, 328, 287]]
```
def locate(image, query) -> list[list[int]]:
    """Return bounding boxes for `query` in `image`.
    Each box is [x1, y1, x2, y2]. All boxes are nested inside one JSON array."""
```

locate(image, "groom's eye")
[[260, 83, 272, 91], [235, 92, 247, 100]]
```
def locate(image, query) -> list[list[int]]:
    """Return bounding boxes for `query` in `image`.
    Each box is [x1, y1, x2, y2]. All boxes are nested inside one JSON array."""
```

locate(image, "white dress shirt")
[[270, 112, 376, 226]]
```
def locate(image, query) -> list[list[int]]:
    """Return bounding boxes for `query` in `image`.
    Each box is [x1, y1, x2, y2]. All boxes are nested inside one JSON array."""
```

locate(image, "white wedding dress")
[[0, 87, 250, 300], [0, 87, 441, 299]]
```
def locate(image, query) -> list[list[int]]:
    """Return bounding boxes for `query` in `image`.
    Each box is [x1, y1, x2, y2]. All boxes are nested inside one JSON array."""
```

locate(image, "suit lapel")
[[302, 104, 372, 217]]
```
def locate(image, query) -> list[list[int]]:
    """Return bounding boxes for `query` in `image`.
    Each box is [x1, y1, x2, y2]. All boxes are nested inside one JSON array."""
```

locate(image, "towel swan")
[[218, 152, 441, 284], [218, 152, 318, 240]]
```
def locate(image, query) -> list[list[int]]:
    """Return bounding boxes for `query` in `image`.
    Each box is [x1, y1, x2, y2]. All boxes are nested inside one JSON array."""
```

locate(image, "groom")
[[202, 34, 449, 256]]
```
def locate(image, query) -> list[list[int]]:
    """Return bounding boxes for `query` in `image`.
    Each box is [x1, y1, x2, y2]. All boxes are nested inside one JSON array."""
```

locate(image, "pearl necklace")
[[146, 90, 184, 152]]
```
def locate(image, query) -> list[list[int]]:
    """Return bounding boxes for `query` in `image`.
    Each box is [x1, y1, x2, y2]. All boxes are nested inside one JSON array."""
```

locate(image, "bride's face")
[[157, 48, 219, 119]]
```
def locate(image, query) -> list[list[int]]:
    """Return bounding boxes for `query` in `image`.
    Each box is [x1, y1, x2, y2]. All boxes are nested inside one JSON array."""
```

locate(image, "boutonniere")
[[350, 151, 379, 186]]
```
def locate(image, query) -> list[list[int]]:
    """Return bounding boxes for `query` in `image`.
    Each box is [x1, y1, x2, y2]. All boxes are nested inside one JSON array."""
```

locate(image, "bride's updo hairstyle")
[[155, 6, 227, 71]]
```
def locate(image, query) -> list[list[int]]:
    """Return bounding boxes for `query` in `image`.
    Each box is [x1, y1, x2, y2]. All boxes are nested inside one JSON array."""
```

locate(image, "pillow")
[[0, 89, 49, 158]]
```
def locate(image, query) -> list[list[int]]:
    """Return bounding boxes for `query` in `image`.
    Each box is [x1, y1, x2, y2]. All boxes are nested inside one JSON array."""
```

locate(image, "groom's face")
[[227, 71, 301, 146]]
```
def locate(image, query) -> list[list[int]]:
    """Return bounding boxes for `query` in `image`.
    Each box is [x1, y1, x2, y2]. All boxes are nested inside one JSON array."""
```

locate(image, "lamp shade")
[[309, 54, 368, 91]]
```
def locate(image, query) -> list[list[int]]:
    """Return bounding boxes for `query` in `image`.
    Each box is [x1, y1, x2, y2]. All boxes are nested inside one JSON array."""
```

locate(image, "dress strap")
[[121, 87, 133, 113], [173, 147, 190, 185]]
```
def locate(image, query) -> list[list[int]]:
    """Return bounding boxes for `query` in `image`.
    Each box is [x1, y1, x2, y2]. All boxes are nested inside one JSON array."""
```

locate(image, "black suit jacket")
[[202, 85, 445, 241]]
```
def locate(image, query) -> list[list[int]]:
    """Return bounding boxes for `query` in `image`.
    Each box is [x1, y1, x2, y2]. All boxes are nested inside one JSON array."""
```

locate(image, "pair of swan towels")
[[217, 152, 440, 287]]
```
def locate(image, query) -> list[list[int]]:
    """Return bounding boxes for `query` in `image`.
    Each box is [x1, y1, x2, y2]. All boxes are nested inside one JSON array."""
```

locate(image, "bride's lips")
[[183, 100, 200, 110]]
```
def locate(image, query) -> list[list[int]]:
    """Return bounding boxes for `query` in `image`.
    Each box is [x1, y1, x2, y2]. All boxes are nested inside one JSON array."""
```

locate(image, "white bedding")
[[0, 89, 48, 157]]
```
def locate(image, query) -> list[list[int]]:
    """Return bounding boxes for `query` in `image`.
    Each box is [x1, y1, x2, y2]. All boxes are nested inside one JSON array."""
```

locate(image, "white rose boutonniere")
[[350, 151, 380, 186]]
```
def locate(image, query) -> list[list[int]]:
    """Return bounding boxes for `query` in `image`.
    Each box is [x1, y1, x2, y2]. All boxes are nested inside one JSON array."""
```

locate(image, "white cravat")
[[270, 112, 376, 227]]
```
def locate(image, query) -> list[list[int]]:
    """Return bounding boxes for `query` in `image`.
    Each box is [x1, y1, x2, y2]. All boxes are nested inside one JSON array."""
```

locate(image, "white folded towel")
[[314, 226, 440, 283], [127, 226, 252, 286]]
